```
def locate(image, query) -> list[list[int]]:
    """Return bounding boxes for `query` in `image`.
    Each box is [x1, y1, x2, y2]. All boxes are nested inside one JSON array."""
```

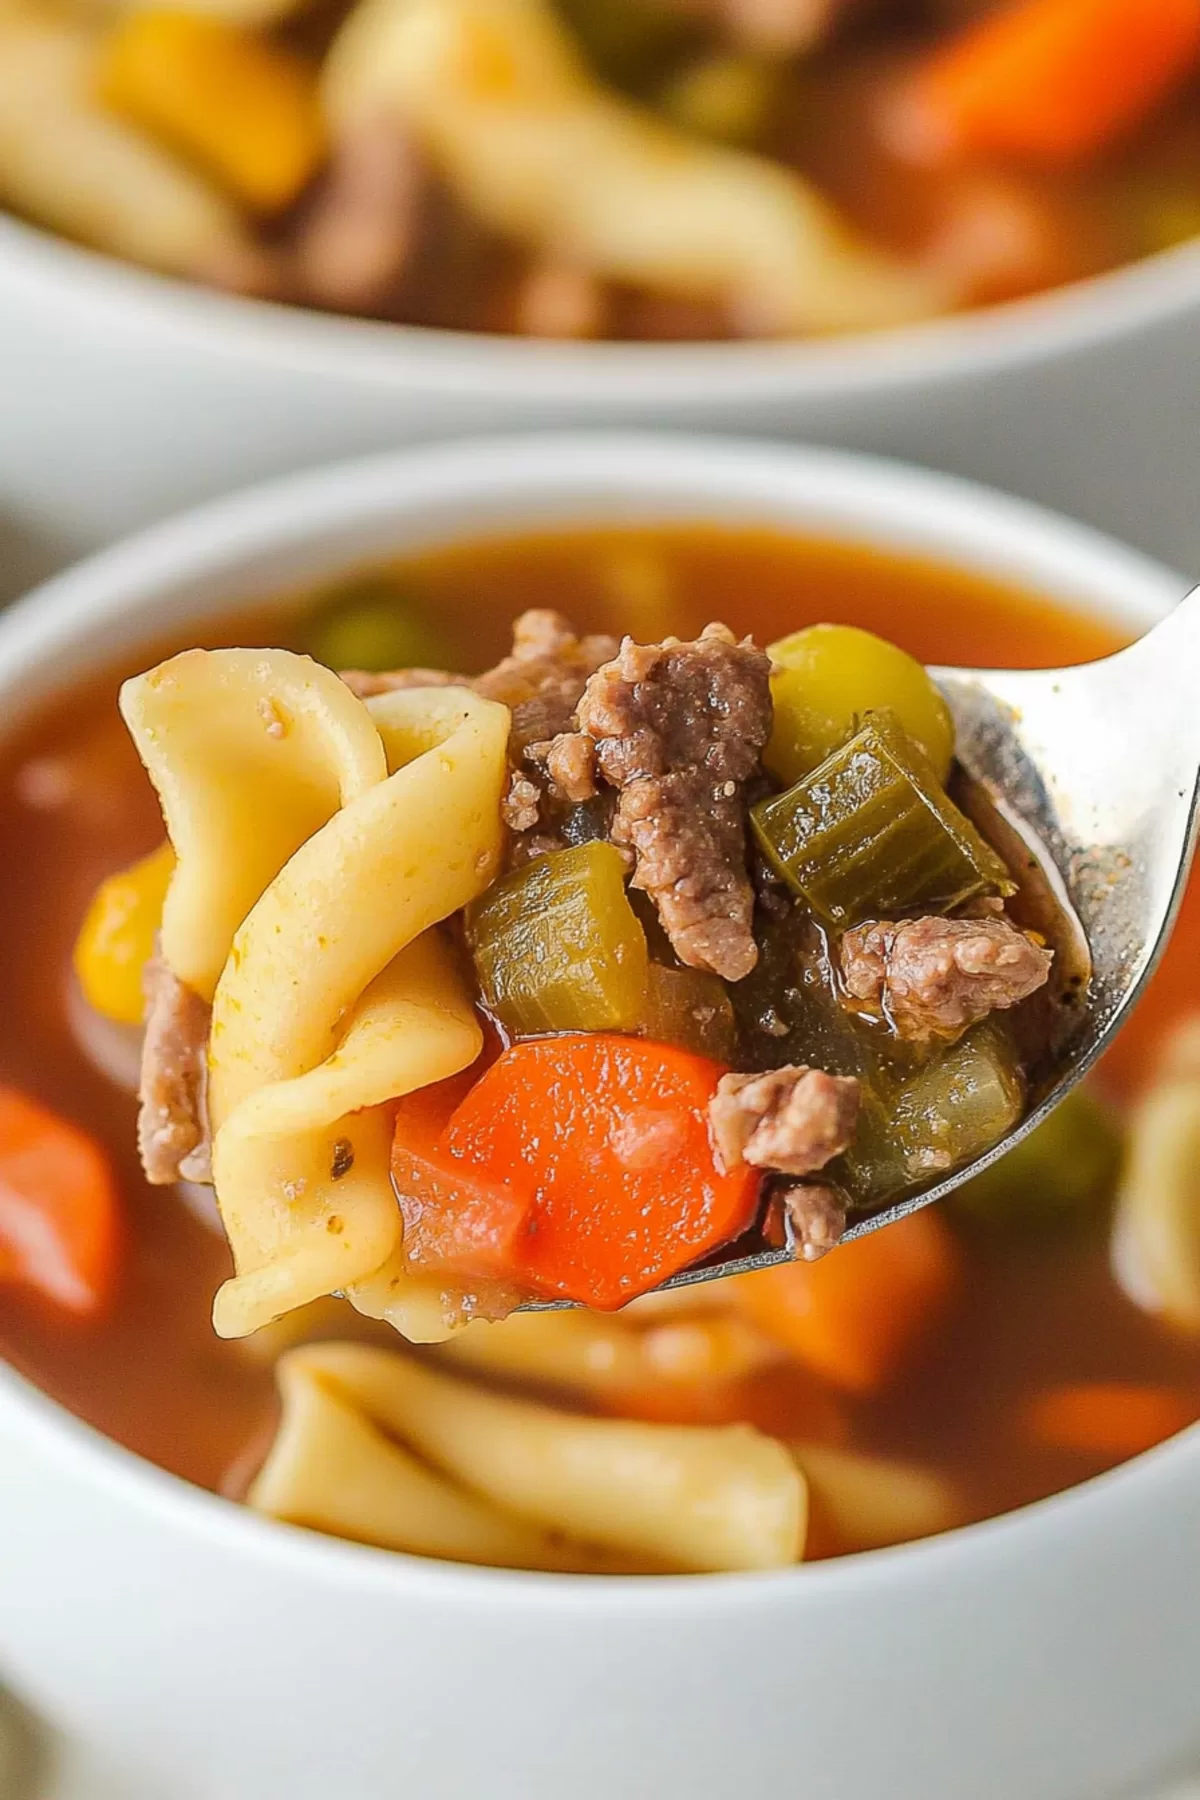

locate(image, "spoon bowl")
[[642, 585, 1200, 1294]]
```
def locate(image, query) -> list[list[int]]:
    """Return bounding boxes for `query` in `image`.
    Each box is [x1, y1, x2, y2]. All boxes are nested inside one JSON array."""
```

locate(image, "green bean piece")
[[950, 1087, 1122, 1232], [751, 710, 1013, 927], [642, 964, 737, 1061], [891, 1022, 1026, 1188], [303, 578, 455, 675], [766, 623, 955, 785], [466, 842, 648, 1037]]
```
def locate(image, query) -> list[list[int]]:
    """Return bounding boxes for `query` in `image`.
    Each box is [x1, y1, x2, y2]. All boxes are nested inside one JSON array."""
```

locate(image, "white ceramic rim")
[[0, 430, 1196, 1612], [5, 212, 1200, 403]]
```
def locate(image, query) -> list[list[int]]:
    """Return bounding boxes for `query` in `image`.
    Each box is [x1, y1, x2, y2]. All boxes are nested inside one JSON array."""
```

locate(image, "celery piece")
[[642, 963, 736, 1061], [892, 1022, 1025, 1187], [466, 842, 648, 1037], [950, 1086, 1121, 1232], [766, 623, 954, 785], [751, 710, 1012, 926], [303, 578, 454, 675]]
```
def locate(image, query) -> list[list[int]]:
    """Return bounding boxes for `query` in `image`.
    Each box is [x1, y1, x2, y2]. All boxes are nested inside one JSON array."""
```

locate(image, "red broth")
[[0, 523, 1196, 1551]]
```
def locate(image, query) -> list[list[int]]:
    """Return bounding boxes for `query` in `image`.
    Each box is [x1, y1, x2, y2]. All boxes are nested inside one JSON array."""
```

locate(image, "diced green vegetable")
[[950, 1086, 1122, 1231], [766, 624, 955, 786], [466, 842, 648, 1037], [751, 711, 1012, 927], [302, 578, 455, 675], [660, 53, 777, 143], [892, 1022, 1026, 1187], [642, 963, 737, 1061]]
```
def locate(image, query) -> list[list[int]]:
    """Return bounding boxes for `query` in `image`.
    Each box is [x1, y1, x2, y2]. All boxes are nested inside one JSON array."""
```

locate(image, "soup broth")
[[2, 523, 1198, 1563]]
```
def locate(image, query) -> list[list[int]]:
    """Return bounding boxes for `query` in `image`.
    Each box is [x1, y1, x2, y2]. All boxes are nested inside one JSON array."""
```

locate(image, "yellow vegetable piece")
[[99, 11, 325, 212], [766, 624, 955, 786], [74, 842, 174, 1027]]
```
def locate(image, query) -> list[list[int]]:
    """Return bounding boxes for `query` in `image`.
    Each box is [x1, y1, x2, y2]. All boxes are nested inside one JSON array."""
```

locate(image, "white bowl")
[[0, 434, 1194, 1800], [4, 216, 1200, 587]]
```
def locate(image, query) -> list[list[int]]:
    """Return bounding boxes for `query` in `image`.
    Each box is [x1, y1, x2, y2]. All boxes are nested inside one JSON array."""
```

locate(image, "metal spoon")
[[631, 586, 1200, 1295]]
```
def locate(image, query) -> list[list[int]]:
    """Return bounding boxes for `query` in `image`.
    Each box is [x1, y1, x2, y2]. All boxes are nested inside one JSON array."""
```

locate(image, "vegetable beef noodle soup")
[[5, 0, 1200, 340], [1, 524, 1198, 1575]]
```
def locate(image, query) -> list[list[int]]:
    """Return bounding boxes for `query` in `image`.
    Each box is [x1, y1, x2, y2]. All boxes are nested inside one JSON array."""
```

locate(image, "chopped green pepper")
[[751, 711, 1012, 927], [642, 963, 737, 1061], [466, 842, 648, 1037], [950, 1086, 1122, 1232], [302, 578, 455, 675], [766, 623, 955, 786]]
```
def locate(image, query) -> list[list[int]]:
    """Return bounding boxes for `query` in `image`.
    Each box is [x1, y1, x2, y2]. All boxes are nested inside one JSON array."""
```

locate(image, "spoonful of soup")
[[93, 593, 1199, 1340]]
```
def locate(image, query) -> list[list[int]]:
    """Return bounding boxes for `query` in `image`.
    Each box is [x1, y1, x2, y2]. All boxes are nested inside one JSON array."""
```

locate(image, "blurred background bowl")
[[3, 216, 1200, 598]]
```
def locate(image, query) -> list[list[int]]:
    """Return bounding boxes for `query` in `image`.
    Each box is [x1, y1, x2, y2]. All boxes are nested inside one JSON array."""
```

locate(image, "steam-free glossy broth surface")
[[1, 523, 1198, 1547]]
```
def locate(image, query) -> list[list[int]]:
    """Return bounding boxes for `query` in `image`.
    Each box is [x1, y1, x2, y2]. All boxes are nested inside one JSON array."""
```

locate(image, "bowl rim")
[[5, 211, 1200, 402], [0, 428, 1196, 1611]]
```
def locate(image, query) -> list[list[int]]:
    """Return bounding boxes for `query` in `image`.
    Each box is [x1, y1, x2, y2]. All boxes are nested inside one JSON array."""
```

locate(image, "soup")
[[1, 523, 1198, 1576], [3, 2, 1200, 341]]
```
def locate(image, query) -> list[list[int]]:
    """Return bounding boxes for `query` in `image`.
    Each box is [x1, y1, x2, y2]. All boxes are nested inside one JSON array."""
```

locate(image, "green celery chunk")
[[303, 578, 455, 675], [891, 1022, 1026, 1188], [642, 963, 737, 1061], [950, 1086, 1122, 1232], [466, 842, 648, 1037], [751, 710, 1012, 926]]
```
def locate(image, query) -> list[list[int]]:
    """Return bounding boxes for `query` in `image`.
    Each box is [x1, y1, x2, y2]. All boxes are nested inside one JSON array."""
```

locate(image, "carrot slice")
[[391, 1143, 535, 1283], [444, 1036, 761, 1310], [0, 1085, 121, 1315], [1024, 1381, 1197, 1459], [731, 1207, 961, 1394], [904, 0, 1200, 165]]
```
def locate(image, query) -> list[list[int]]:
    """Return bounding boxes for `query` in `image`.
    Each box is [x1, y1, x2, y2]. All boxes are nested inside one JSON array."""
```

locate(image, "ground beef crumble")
[[474, 609, 619, 761], [781, 1181, 848, 1261], [840, 913, 1053, 1043], [138, 952, 212, 1186], [341, 610, 617, 850], [572, 623, 772, 980], [709, 1065, 860, 1177]]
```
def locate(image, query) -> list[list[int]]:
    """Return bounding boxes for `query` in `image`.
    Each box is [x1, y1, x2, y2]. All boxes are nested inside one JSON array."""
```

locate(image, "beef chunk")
[[781, 1181, 848, 1262], [840, 914, 1053, 1043], [709, 1065, 860, 1176], [295, 123, 431, 314], [341, 610, 617, 849], [530, 731, 598, 804], [501, 771, 542, 833], [138, 954, 212, 1186], [474, 609, 619, 758], [574, 624, 772, 980]]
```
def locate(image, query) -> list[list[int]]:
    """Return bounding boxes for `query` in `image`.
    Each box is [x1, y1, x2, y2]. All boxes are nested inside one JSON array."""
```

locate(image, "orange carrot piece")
[[444, 1036, 761, 1310], [391, 1141, 535, 1284], [0, 1086, 121, 1315], [731, 1208, 961, 1395], [906, 0, 1200, 165], [1024, 1381, 1197, 1459]]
